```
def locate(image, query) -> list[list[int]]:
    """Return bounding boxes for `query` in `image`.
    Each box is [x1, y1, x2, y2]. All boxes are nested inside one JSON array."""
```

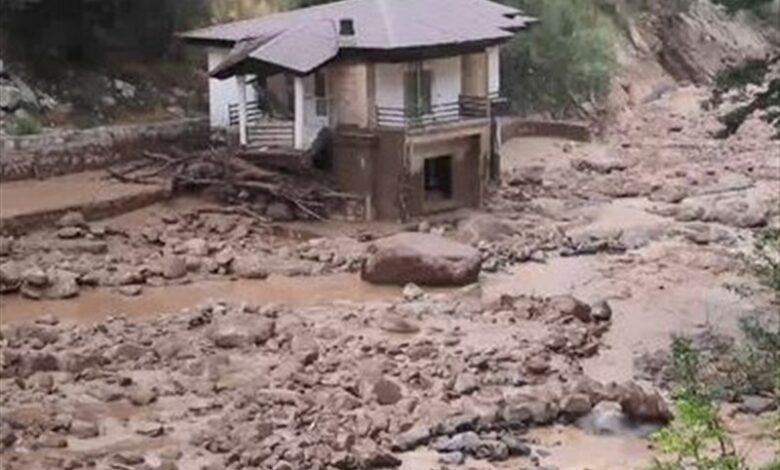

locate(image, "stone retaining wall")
[[498, 118, 593, 143], [0, 117, 209, 181]]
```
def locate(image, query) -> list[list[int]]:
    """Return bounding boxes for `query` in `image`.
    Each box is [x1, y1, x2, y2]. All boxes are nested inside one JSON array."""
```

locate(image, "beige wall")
[[329, 62, 371, 128], [461, 50, 489, 97]]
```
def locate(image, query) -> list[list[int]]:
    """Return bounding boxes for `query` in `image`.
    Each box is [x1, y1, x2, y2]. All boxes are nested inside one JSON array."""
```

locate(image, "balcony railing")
[[376, 94, 490, 129], [227, 100, 266, 126]]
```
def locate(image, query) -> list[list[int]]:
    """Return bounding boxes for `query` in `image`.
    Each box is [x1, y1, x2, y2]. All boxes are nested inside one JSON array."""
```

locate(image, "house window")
[[314, 70, 328, 116], [424, 156, 453, 201], [404, 63, 432, 119]]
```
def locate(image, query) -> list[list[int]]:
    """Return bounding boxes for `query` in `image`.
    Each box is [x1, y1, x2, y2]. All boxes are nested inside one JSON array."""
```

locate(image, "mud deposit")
[[1, 87, 778, 469]]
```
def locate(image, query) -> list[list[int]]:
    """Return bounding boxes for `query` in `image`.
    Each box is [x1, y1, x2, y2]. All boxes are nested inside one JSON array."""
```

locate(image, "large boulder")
[[361, 233, 481, 286]]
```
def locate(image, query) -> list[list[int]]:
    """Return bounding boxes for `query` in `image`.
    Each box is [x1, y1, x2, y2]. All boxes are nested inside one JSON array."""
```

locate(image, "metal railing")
[[376, 95, 490, 129], [228, 101, 265, 126]]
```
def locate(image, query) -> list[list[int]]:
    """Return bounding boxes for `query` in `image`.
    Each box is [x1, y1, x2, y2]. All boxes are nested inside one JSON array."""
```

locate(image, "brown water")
[[0, 274, 404, 325], [0, 170, 164, 219]]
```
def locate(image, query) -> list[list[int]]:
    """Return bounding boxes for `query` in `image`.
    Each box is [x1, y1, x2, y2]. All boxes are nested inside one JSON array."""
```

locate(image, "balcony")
[[375, 95, 490, 130]]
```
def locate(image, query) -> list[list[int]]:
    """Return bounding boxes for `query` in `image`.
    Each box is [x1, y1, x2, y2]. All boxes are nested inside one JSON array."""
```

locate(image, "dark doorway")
[[424, 156, 453, 201]]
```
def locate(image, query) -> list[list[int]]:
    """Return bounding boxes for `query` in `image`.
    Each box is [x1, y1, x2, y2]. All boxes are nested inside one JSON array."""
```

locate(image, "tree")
[[0, 0, 208, 64], [499, 0, 617, 117]]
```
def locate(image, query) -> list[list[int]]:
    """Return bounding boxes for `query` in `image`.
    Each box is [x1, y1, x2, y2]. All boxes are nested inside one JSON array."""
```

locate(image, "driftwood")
[[107, 147, 340, 220]]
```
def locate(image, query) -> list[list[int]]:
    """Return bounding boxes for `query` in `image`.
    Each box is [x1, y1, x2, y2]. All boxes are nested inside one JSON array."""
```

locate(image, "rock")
[[402, 283, 424, 301], [618, 381, 672, 424], [560, 393, 593, 418], [231, 255, 269, 279], [57, 211, 87, 228], [650, 185, 688, 204], [392, 425, 431, 451], [674, 204, 706, 222], [591, 300, 613, 322], [361, 233, 482, 286], [453, 373, 480, 396], [22, 266, 48, 286], [738, 396, 776, 415], [290, 334, 320, 365], [439, 451, 465, 465], [0, 84, 22, 110], [57, 227, 83, 239], [114, 79, 137, 99], [457, 214, 516, 243], [22, 269, 79, 300], [500, 434, 531, 456], [378, 314, 420, 334], [475, 439, 509, 461], [526, 355, 550, 375], [118, 285, 143, 297], [508, 165, 545, 185], [0, 261, 23, 293], [70, 420, 99, 439], [129, 387, 158, 406], [0, 421, 17, 449], [162, 256, 187, 279], [708, 199, 769, 228], [548, 295, 592, 322], [571, 157, 627, 174], [374, 378, 403, 405], [113, 451, 145, 466], [134, 421, 165, 437], [0, 236, 15, 256], [432, 431, 482, 454], [181, 238, 209, 256], [251, 318, 276, 345], [266, 202, 295, 221], [212, 324, 249, 349]]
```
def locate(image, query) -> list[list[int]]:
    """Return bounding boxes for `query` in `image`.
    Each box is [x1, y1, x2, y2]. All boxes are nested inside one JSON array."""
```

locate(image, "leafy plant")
[[12, 113, 42, 135], [647, 339, 747, 470]]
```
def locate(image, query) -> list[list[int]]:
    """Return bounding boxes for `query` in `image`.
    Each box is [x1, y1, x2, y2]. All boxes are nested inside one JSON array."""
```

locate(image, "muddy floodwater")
[[0, 274, 407, 324]]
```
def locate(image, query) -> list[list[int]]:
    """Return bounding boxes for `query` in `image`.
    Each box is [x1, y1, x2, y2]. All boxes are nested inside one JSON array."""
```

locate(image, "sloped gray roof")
[[182, 0, 535, 76]]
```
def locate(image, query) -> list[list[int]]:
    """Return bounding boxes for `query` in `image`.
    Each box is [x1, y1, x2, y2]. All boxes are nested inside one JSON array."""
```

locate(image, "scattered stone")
[[548, 295, 592, 322], [162, 256, 188, 280], [738, 396, 777, 415], [378, 314, 420, 334], [560, 393, 593, 418], [57, 211, 87, 228], [402, 283, 424, 301], [117, 285, 143, 297], [591, 300, 613, 322], [232, 255, 269, 279], [618, 381, 672, 424], [374, 378, 403, 405]]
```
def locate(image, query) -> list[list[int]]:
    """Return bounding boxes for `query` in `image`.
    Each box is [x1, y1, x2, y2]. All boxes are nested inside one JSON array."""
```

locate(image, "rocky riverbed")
[[0, 86, 778, 469]]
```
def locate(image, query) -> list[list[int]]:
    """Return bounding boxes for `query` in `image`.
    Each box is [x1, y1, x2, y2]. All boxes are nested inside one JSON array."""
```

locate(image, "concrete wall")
[[462, 51, 489, 97], [0, 117, 209, 181], [329, 62, 371, 128], [498, 118, 593, 143], [487, 46, 500, 96], [333, 120, 489, 221], [207, 47, 258, 128]]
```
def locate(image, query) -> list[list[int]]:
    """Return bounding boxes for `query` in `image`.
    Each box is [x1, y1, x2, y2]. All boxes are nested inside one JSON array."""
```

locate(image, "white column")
[[294, 75, 305, 150], [237, 75, 248, 146]]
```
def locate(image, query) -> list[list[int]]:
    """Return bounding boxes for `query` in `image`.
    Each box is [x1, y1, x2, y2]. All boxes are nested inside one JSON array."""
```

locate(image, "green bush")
[[499, 0, 618, 117], [12, 114, 43, 136]]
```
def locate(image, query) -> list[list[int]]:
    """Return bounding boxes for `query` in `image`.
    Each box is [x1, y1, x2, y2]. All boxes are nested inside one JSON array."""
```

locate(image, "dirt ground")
[[0, 85, 778, 470]]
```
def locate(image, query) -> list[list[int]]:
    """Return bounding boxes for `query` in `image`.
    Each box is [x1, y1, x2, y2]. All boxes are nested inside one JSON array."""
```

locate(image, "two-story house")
[[182, 0, 535, 220]]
